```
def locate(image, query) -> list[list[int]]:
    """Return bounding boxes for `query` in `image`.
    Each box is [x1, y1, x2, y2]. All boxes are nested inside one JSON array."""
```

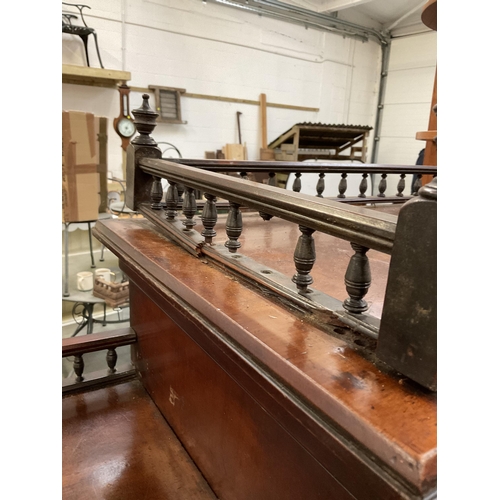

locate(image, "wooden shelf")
[[62, 64, 131, 88]]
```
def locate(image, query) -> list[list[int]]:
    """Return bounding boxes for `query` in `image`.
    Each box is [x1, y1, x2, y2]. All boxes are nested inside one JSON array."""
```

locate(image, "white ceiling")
[[278, 0, 431, 35]]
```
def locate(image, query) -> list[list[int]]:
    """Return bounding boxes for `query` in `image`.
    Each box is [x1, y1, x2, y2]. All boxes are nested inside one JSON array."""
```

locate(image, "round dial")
[[117, 117, 135, 138]]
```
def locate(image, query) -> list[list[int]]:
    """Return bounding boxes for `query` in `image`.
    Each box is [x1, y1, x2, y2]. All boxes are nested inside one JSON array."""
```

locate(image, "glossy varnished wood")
[[129, 284, 357, 500], [62, 379, 217, 500], [216, 212, 394, 319], [94, 217, 437, 498], [62, 327, 136, 357]]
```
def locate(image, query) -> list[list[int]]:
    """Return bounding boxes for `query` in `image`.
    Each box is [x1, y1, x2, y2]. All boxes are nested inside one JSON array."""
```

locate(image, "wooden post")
[[260, 93, 267, 149], [259, 93, 275, 161], [125, 94, 162, 211], [377, 178, 437, 391], [417, 0, 437, 186]]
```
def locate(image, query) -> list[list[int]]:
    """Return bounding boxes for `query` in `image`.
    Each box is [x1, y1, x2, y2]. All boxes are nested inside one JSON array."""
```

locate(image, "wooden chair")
[[62, 2, 104, 68]]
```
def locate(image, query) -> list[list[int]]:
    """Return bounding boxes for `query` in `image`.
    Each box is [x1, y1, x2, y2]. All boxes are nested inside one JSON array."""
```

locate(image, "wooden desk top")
[[94, 216, 437, 495]]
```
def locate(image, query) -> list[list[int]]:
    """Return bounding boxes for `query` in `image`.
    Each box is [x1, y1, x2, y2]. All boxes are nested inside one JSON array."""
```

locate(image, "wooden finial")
[[131, 94, 159, 146]]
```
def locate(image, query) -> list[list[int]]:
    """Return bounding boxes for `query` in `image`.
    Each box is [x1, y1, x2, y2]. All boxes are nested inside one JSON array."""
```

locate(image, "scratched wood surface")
[[94, 216, 436, 497], [62, 379, 217, 500], [212, 210, 395, 319]]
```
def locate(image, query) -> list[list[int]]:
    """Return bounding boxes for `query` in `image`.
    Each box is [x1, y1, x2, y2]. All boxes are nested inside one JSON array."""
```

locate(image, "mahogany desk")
[[92, 214, 437, 500]]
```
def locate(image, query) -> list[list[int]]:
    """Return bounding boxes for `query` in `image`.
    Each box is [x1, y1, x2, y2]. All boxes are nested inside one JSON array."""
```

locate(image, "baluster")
[[74, 354, 84, 382], [106, 348, 117, 374], [176, 184, 185, 210], [164, 180, 179, 220], [412, 174, 422, 195], [292, 226, 316, 294], [396, 174, 406, 197], [316, 173, 325, 198], [358, 173, 368, 198], [292, 173, 302, 192], [182, 186, 197, 231], [259, 172, 276, 221], [201, 193, 218, 244], [377, 173, 387, 197], [343, 243, 371, 314], [338, 173, 347, 198], [239, 171, 249, 180], [225, 202, 243, 253], [259, 211, 274, 221], [268, 172, 277, 187], [150, 176, 163, 210]]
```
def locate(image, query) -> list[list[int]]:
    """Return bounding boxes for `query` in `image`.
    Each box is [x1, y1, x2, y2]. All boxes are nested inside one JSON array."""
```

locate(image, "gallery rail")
[[169, 158, 437, 202], [124, 94, 437, 392]]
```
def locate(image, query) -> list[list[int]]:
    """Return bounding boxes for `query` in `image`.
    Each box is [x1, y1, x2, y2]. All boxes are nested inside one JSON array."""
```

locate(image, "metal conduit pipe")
[[209, 0, 392, 163], [214, 0, 369, 42], [252, 0, 389, 45], [211, 0, 389, 45], [370, 42, 391, 163]]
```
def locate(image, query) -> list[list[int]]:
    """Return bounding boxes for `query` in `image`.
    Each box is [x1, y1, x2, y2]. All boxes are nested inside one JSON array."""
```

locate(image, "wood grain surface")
[[93, 216, 437, 498], [62, 380, 217, 500]]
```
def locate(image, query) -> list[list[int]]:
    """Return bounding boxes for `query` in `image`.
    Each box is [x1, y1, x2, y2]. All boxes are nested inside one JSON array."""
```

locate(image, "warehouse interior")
[[7, 0, 496, 498]]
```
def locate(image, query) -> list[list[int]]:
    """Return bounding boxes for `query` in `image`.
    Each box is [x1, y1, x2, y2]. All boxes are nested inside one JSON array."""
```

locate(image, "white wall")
[[62, 0, 382, 179], [375, 31, 437, 195]]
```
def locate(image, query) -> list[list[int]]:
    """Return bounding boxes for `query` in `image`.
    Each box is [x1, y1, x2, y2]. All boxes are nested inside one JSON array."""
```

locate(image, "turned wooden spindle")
[[173, 184, 185, 212], [316, 173, 325, 198], [292, 173, 302, 193], [259, 211, 274, 221], [259, 172, 277, 221], [343, 243, 371, 314], [338, 173, 347, 198], [292, 226, 316, 294], [182, 186, 197, 230], [378, 173, 387, 197], [358, 173, 368, 198], [201, 193, 218, 244], [268, 172, 277, 187], [412, 174, 422, 195], [74, 354, 84, 382], [150, 176, 163, 210], [396, 173, 406, 197], [165, 180, 179, 220], [106, 348, 117, 374], [225, 202, 243, 253]]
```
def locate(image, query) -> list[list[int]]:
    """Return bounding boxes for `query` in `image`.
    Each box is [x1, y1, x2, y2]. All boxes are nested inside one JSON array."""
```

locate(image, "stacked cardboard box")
[[62, 111, 100, 222]]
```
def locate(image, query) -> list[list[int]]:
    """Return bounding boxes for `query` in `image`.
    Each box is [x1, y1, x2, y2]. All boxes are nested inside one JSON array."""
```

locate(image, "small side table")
[[62, 289, 129, 337], [63, 213, 113, 297]]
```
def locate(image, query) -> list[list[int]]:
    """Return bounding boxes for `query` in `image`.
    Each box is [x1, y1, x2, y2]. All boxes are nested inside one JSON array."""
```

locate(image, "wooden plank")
[[130, 86, 319, 112], [62, 327, 136, 357], [184, 92, 320, 112], [415, 130, 437, 141], [260, 93, 268, 148], [62, 64, 130, 88]]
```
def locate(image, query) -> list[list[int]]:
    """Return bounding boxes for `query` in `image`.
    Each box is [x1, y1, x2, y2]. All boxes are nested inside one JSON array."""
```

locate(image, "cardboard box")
[[62, 111, 100, 222]]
